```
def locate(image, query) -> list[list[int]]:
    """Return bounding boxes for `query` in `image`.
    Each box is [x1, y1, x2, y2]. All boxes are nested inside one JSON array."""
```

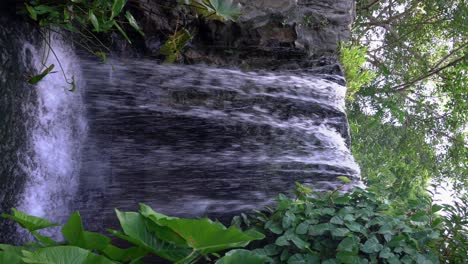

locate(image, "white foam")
[[18, 32, 86, 225]]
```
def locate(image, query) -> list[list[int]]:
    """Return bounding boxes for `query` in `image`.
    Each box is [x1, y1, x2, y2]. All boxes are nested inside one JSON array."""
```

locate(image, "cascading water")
[[75, 60, 361, 231], [0, 23, 86, 241], [1, 29, 360, 242]]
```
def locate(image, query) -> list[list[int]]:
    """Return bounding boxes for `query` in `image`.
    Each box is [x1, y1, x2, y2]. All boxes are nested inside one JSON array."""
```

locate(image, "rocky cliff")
[[129, 0, 355, 70]]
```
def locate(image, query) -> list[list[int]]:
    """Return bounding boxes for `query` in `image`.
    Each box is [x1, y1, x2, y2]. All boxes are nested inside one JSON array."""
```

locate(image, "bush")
[[234, 183, 448, 264]]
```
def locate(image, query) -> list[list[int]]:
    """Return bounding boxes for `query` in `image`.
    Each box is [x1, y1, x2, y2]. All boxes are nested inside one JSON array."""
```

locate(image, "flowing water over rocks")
[[1, 26, 360, 242]]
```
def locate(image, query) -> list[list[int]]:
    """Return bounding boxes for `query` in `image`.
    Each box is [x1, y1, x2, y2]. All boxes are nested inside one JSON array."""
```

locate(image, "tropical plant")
[[23, 0, 144, 88], [1, 204, 264, 264], [233, 181, 447, 263]]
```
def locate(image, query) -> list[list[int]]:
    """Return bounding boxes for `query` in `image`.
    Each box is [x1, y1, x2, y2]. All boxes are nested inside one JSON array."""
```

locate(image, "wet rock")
[[131, 0, 356, 68]]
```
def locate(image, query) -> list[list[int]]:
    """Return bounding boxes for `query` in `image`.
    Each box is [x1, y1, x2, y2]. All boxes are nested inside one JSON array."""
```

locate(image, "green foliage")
[[339, 42, 375, 101], [215, 249, 271, 264], [351, 0, 467, 195], [2, 186, 466, 263], [159, 29, 193, 63], [1, 204, 263, 264], [159, 0, 241, 62], [237, 185, 447, 264], [437, 195, 468, 263], [24, 0, 143, 41], [23, 0, 144, 88], [185, 0, 241, 21], [348, 111, 436, 202]]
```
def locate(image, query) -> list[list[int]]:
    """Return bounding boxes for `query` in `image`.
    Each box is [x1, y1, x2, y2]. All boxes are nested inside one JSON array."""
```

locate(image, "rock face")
[[130, 0, 355, 68], [237, 0, 355, 54]]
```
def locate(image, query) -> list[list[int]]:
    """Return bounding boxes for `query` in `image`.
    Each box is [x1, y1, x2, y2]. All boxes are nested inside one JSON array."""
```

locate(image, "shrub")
[[233, 182, 445, 264]]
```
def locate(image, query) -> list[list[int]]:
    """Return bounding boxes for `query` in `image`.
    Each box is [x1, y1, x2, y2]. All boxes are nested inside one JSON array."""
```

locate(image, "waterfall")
[[1, 28, 360, 241], [18, 33, 86, 223], [0, 25, 86, 241]]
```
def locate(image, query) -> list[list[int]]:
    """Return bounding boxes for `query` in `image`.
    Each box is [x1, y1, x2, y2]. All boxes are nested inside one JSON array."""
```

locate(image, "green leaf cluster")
[[238, 185, 446, 264], [158, 0, 241, 62], [24, 0, 144, 43], [339, 42, 376, 101], [1, 204, 265, 264]]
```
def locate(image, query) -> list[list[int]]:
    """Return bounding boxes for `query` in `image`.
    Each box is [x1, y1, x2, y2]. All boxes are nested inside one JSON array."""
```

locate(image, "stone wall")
[[131, 0, 356, 69]]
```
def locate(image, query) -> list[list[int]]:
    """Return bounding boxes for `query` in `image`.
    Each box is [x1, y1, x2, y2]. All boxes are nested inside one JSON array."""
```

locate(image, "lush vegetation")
[[1, 181, 466, 263], [341, 0, 467, 202], [8, 1, 466, 263]]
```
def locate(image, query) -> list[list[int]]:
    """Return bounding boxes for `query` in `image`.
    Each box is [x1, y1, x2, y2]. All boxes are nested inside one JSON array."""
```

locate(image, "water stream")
[[1, 27, 360, 242]]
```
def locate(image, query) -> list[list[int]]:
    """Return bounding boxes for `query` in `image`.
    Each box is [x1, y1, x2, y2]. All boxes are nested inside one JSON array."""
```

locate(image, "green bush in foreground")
[[236, 184, 446, 263], [1, 181, 466, 263]]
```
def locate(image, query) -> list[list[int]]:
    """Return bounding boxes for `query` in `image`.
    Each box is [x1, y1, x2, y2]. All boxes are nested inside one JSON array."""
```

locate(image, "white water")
[[18, 33, 86, 225]]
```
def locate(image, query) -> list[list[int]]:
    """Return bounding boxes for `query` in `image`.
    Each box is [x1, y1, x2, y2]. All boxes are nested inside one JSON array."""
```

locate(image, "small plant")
[[339, 42, 375, 101], [23, 0, 144, 88], [159, 0, 241, 63]]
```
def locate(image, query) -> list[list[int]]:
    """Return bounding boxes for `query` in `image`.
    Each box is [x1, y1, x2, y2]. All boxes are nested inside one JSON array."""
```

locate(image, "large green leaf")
[[61, 212, 111, 251], [155, 217, 265, 254], [101, 245, 147, 263], [138, 204, 186, 245], [287, 253, 320, 264], [337, 236, 360, 253], [216, 249, 271, 264], [1, 208, 59, 232], [21, 246, 114, 264], [360, 236, 383, 254], [0, 250, 23, 264], [115, 210, 191, 262]]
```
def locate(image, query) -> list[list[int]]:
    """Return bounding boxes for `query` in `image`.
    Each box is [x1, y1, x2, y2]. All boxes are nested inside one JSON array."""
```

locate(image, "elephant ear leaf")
[[1, 208, 59, 232], [154, 217, 265, 254], [21, 246, 115, 264], [216, 249, 271, 264]]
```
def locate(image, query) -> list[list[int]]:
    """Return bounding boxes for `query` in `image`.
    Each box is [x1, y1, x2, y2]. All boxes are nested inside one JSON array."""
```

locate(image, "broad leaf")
[[1, 208, 58, 232], [21, 246, 114, 264], [154, 217, 265, 254], [62, 212, 111, 251], [115, 210, 191, 262], [216, 249, 271, 264], [287, 253, 320, 264], [337, 236, 360, 253], [361, 236, 383, 254]]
